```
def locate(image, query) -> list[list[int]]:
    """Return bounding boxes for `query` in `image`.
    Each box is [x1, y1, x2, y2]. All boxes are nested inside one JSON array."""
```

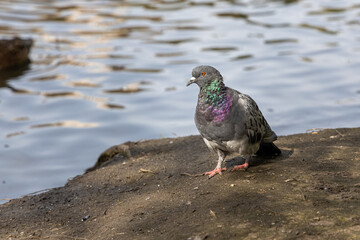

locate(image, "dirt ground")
[[1, 128, 360, 240]]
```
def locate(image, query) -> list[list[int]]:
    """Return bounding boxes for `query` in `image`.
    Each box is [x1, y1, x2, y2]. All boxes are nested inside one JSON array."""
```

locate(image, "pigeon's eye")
[[201, 72, 206, 76]]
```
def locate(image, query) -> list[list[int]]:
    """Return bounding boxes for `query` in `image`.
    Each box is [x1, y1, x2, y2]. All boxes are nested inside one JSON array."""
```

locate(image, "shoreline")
[[1, 128, 360, 239]]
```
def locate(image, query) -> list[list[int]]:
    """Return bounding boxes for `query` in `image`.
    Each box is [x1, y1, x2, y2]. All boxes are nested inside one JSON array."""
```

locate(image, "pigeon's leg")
[[205, 149, 227, 178], [233, 155, 250, 171]]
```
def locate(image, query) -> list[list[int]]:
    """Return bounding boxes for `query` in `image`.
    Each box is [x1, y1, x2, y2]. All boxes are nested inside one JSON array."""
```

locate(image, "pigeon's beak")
[[186, 77, 196, 86]]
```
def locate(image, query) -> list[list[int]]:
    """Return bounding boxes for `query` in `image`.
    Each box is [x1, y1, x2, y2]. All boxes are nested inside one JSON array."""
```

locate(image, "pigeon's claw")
[[205, 167, 227, 178], [232, 162, 249, 171]]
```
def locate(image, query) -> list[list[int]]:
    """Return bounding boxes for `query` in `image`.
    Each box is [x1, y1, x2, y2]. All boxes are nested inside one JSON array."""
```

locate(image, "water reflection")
[[29, 74, 65, 81], [202, 47, 238, 52], [264, 39, 298, 44], [41, 91, 82, 97], [231, 54, 253, 61], [0, 65, 30, 88], [299, 23, 338, 35], [66, 80, 101, 88], [6, 131, 26, 139], [150, 38, 196, 45], [98, 103, 125, 109], [31, 120, 98, 129], [1, 0, 360, 203], [104, 81, 151, 94], [155, 52, 185, 57]]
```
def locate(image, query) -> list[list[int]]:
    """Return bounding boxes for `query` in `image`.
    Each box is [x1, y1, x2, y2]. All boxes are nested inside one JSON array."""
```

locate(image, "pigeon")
[[187, 65, 280, 178]]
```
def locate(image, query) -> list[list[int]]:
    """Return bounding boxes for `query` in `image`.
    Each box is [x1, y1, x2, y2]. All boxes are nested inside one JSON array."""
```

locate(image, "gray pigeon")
[[187, 65, 280, 178]]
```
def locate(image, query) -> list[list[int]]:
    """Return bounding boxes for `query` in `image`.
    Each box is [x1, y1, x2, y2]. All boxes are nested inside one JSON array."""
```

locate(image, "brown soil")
[[1, 128, 360, 240]]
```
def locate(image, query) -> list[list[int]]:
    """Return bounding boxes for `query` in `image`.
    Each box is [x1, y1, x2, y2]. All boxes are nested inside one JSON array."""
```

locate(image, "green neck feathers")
[[200, 79, 225, 105]]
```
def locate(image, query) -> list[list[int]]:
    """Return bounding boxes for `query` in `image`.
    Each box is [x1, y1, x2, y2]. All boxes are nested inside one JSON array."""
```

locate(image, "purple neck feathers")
[[198, 88, 233, 123]]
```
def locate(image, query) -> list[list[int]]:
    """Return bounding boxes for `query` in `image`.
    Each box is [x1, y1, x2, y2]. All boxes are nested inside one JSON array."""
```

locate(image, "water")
[[0, 0, 359, 203]]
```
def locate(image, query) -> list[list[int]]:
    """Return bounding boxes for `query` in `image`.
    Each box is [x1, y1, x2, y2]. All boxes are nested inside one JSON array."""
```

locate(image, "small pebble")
[[81, 215, 90, 222], [209, 209, 216, 218]]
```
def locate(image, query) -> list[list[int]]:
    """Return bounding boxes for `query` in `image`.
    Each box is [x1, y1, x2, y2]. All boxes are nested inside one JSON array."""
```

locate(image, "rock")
[[86, 143, 131, 172], [0, 37, 33, 71]]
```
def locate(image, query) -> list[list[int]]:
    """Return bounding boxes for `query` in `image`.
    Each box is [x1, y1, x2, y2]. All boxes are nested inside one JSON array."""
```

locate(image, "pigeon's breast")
[[196, 92, 233, 123], [195, 93, 243, 143], [211, 95, 233, 123]]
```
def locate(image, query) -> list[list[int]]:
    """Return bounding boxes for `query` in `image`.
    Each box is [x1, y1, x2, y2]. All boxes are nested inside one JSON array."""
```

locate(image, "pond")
[[0, 0, 359, 203]]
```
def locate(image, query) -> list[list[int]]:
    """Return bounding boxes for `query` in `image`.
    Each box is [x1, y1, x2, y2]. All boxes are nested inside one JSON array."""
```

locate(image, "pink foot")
[[205, 168, 227, 178], [233, 162, 249, 171]]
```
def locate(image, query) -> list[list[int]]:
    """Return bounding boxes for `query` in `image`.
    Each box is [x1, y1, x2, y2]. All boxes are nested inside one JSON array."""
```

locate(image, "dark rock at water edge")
[[0, 37, 33, 71]]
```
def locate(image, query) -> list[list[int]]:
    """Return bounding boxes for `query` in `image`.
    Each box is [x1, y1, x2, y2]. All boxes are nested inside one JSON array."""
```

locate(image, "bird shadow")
[[225, 149, 293, 169]]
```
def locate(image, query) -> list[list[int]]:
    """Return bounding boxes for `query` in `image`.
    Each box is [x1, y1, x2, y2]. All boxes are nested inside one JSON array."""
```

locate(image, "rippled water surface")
[[1, 0, 359, 203]]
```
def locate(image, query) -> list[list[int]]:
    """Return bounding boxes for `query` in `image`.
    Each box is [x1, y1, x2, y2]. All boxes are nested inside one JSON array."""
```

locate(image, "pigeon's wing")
[[234, 90, 277, 145]]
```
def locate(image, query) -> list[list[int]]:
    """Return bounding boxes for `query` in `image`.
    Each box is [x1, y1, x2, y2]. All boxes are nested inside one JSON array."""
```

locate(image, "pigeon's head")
[[186, 65, 223, 88]]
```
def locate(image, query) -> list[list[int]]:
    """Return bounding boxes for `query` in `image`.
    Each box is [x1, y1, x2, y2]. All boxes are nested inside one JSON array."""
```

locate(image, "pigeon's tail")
[[256, 142, 281, 156]]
